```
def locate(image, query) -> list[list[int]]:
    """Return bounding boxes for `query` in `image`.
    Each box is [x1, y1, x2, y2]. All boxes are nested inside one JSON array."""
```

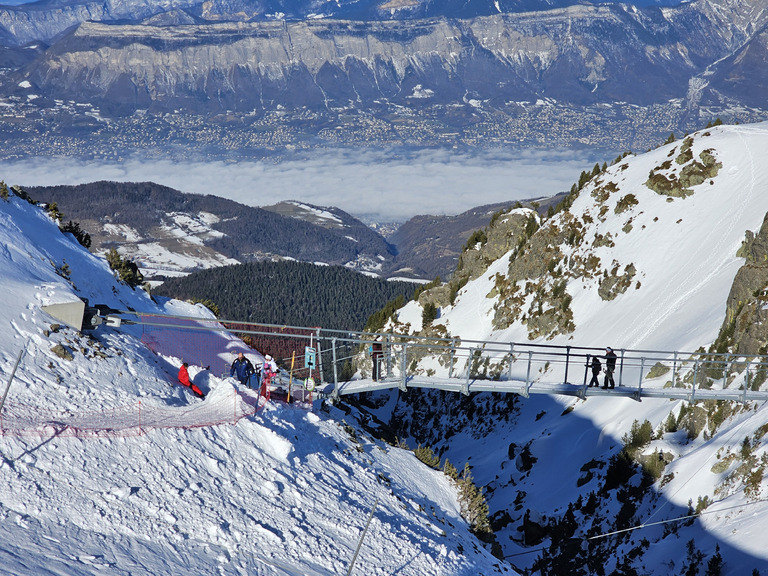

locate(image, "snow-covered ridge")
[[0, 190, 511, 574], [407, 122, 768, 352]]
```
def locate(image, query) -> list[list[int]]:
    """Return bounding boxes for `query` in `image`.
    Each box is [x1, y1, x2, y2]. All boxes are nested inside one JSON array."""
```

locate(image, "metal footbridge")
[[317, 334, 768, 405], [118, 312, 768, 405]]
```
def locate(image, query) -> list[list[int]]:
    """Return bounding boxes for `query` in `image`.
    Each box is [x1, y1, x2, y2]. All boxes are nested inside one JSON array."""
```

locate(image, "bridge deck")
[[317, 376, 768, 403]]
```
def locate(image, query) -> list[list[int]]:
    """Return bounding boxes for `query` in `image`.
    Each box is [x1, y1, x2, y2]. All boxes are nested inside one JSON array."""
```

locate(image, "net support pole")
[[0, 346, 25, 417], [346, 498, 379, 576], [332, 338, 339, 401], [316, 328, 324, 385], [400, 344, 408, 392]]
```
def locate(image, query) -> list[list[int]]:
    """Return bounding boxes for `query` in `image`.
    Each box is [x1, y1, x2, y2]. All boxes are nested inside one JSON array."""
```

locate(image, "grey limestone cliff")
[[9, 1, 767, 118]]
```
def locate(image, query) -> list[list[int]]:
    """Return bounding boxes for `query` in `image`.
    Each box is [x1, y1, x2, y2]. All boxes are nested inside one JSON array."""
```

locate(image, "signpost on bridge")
[[305, 346, 316, 370]]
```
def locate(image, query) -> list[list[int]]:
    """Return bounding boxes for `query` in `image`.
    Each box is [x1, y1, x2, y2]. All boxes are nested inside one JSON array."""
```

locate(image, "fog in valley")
[[0, 147, 603, 222]]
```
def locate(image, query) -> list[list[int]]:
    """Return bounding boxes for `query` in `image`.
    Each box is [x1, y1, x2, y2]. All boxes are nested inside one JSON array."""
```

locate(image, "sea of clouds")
[[0, 147, 604, 222]]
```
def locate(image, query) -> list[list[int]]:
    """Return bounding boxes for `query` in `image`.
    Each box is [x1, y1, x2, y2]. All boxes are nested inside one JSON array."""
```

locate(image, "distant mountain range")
[[26, 180, 552, 280], [0, 0, 683, 45], [27, 182, 397, 277], [7, 1, 766, 111], [1, 0, 766, 157]]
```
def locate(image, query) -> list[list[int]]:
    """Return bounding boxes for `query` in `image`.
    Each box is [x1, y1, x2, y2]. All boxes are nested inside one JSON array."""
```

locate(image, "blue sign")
[[305, 346, 316, 368]]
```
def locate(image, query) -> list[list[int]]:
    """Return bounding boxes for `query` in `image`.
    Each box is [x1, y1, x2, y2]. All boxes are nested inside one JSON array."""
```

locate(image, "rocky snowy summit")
[[376, 122, 768, 573]]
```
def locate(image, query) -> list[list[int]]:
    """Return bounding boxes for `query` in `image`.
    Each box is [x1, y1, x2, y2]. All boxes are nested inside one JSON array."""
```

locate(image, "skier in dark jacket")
[[603, 347, 617, 389], [178, 362, 205, 399], [588, 355, 601, 387], [230, 352, 255, 388]]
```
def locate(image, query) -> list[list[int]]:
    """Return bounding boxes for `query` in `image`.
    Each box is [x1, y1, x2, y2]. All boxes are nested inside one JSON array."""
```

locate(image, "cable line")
[[504, 497, 768, 560]]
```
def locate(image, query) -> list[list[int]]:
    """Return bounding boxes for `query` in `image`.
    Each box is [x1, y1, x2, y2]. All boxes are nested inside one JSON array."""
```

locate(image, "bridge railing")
[[119, 312, 768, 401], [321, 334, 768, 401]]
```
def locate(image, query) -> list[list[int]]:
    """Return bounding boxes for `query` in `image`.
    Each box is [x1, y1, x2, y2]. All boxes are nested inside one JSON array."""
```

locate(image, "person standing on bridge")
[[230, 352, 256, 389], [178, 362, 206, 399], [588, 355, 602, 387], [260, 355, 279, 400], [603, 347, 617, 389]]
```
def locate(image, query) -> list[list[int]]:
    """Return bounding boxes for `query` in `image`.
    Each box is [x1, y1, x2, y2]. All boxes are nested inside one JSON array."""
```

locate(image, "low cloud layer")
[[0, 148, 603, 222]]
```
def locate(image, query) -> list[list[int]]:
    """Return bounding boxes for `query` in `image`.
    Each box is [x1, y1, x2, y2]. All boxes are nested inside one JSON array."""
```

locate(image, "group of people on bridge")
[[229, 351, 278, 395], [176, 352, 278, 400], [589, 347, 617, 389]]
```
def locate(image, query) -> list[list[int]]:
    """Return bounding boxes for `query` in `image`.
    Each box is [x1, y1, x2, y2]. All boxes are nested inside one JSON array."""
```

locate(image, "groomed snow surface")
[[0, 190, 511, 574]]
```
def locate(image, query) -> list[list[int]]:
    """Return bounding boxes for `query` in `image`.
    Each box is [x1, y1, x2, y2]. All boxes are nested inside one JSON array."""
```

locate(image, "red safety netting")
[[0, 388, 265, 438], [0, 316, 318, 439], [140, 315, 320, 380], [140, 314, 254, 378]]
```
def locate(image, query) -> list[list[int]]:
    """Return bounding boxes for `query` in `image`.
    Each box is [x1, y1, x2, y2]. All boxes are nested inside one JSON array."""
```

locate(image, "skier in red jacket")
[[178, 362, 205, 399]]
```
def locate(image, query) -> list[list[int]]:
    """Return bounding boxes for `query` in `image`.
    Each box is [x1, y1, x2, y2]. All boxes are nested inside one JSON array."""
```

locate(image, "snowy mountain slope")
[[379, 122, 768, 573], [26, 181, 398, 280], [409, 122, 768, 352], [0, 192, 513, 573]]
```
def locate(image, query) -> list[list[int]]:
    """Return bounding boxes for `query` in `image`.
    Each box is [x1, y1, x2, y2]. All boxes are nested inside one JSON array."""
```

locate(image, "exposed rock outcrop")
[[719, 212, 768, 355], [417, 206, 537, 310], [645, 136, 723, 198]]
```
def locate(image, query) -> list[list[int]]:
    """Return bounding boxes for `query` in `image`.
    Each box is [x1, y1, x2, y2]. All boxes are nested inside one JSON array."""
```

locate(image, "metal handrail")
[[116, 311, 768, 402]]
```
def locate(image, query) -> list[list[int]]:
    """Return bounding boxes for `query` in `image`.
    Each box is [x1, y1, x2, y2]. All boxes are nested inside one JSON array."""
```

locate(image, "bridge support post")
[[448, 339, 456, 379], [508, 343, 515, 383], [633, 357, 644, 402], [332, 338, 339, 401], [672, 351, 678, 388], [744, 361, 751, 403], [399, 344, 408, 392], [462, 348, 474, 396], [563, 345, 571, 385], [690, 359, 699, 404], [523, 350, 533, 397], [579, 354, 589, 400], [386, 334, 392, 379], [619, 349, 625, 387]]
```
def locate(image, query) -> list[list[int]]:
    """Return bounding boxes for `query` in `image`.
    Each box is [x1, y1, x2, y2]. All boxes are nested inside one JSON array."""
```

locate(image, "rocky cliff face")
[[720, 213, 768, 356], [6, 1, 766, 118], [0, 0, 579, 47], [0, 0, 199, 47]]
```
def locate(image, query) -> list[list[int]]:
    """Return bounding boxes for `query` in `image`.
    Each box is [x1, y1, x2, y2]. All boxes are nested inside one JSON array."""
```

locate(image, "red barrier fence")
[[0, 387, 265, 439]]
